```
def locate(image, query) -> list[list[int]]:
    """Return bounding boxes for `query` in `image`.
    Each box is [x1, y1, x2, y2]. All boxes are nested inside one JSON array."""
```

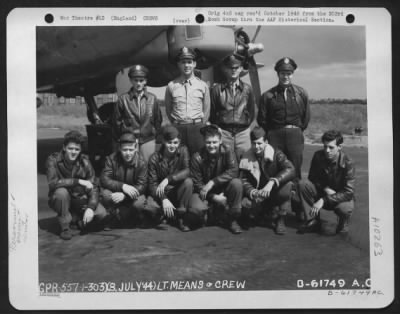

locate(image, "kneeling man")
[[46, 130, 107, 240], [298, 130, 355, 234], [189, 124, 243, 234], [147, 125, 193, 231], [100, 132, 150, 227], [240, 126, 296, 235]]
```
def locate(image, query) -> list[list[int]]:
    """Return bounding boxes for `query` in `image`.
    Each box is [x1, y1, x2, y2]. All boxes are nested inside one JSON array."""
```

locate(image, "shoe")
[[298, 218, 320, 234], [274, 216, 286, 235], [336, 214, 351, 234], [295, 211, 305, 222], [229, 220, 243, 234], [103, 225, 112, 231], [178, 219, 190, 232], [60, 228, 73, 240]]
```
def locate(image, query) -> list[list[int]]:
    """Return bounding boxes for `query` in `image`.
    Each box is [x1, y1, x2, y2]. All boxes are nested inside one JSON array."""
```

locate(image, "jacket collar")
[[239, 145, 274, 188], [178, 75, 196, 85], [129, 88, 148, 100], [56, 150, 82, 166], [240, 144, 275, 166], [338, 151, 347, 168], [335, 151, 347, 168], [276, 84, 293, 93], [321, 150, 346, 168], [221, 79, 244, 92]]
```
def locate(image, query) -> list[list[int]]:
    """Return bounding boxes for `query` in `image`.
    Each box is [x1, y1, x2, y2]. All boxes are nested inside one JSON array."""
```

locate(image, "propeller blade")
[[247, 56, 261, 106], [251, 26, 262, 43]]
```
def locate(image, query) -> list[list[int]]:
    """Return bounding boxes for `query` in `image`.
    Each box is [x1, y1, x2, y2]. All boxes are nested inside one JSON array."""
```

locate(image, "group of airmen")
[[46, 47, 355, 240]]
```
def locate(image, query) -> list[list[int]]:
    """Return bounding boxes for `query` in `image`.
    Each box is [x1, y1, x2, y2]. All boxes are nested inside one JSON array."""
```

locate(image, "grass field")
[[37, 103, 368, 139]]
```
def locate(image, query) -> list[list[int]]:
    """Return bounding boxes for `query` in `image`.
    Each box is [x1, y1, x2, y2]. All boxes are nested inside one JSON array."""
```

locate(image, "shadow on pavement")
[[38, 216, 59, 236]]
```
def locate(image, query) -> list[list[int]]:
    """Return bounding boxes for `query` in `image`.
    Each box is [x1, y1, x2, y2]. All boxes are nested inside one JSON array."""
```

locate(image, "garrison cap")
[[162, 125, 181, 141], [200, 124, 222, 137], [175, 47, 196, 62], [274, 57, 297, 72], [118, 132, 137, 144], [223, 54, 244, 67], [250, 126, 266, 141], [128, 64, 149, 78]]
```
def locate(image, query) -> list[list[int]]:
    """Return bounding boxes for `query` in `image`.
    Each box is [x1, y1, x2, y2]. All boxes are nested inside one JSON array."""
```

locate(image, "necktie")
[[284, 88, 288, 102], [230, 83, 236, 97]]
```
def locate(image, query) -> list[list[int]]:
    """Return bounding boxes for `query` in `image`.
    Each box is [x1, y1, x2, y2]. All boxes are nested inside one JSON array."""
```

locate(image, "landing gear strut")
[[83, 93, 103, 125]]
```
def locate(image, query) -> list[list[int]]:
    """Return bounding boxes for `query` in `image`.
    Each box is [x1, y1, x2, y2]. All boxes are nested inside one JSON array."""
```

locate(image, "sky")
[[149, 25, 366, 100]]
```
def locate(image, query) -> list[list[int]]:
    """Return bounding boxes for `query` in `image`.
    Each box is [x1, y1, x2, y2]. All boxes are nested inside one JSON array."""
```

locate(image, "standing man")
[[46, 130, 107, 240], [147, 125, 193, 231], [297, 130, 355, 234], [164, 47, 210, 155], [210, 55, 256, 160], [257, 57, 310, 180], [239, 127, 296, 235], [113, 64, 162, 162], [189, 125, 243, 234], [100, 132, 152, 228]]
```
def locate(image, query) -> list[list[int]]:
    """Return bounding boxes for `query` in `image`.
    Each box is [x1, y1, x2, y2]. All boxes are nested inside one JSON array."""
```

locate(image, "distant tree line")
[[309, 98, 367, 105]]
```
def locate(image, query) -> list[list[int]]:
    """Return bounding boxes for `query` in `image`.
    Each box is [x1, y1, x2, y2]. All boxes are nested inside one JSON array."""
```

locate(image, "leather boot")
[[274, 215, 286, 235], [178, 218, 190, 232], [228, 219, 243, 234], [336, 213, 351, 234], [59, 228, 73, 240]]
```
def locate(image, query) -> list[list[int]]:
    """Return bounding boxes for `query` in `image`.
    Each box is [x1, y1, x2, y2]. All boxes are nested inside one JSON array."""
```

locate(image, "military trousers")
[[268, 127, 304, 180], [220, 127, 251, 161], [173, 122, 205, 156], [298, 179, 354, 221], [242, 181, 293, 219], [147, 178, 194, 220], [188, 178, 243, 223], [100, 189, 154, 225], [49, 187, 107, 231]]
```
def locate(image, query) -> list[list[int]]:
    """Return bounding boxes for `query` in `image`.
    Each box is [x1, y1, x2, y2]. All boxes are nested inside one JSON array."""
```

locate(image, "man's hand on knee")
[[162, 199, 175, 218], [83, 208, 94, 225], [111, 192, 125, 204], [212, 193, 227, 207]]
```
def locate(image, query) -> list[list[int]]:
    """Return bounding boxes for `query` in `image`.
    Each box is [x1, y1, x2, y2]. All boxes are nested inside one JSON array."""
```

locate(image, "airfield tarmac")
[[37, 129, 370, 291]]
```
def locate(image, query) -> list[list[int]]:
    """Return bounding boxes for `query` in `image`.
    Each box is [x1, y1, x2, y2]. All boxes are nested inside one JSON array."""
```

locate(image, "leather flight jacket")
[[113, 88, 162, 144], [190, 143, 239, 194], [210, 80, 256, 131], [257, 84, 310, 131], [239, 145, 296, 198], [45, 151, 99, 210], [100, 151, 147, 195], [147, 145, 191, 200], [308, 150, 355, 207]]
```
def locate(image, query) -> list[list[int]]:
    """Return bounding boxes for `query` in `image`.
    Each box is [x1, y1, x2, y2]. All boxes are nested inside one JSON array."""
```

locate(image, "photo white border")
[[7, 7, 393, 309]]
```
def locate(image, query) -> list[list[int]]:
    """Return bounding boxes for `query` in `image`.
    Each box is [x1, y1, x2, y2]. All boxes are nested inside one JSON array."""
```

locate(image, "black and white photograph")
[[7, 7, 393, 310]]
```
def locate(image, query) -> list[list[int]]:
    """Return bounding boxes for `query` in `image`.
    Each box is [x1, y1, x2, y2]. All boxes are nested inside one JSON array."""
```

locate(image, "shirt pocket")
[[191, 89, 204, 101], [172, 87, 187, 104]]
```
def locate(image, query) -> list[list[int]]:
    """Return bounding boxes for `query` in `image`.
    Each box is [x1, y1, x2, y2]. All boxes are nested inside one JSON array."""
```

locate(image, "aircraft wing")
[[37, 26, 169, 96]]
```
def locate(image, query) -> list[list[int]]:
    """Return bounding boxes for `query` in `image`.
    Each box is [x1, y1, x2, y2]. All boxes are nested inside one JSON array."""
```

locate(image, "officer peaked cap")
[[128, 64, 149, 78], [175, 47, 196, 62], [223, 54, 244, 67], [274, 57, 297, 72]]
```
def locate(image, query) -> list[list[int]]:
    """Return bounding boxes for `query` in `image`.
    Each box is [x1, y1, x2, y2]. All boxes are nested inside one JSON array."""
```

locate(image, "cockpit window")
[[185, 26, 202, 40]]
